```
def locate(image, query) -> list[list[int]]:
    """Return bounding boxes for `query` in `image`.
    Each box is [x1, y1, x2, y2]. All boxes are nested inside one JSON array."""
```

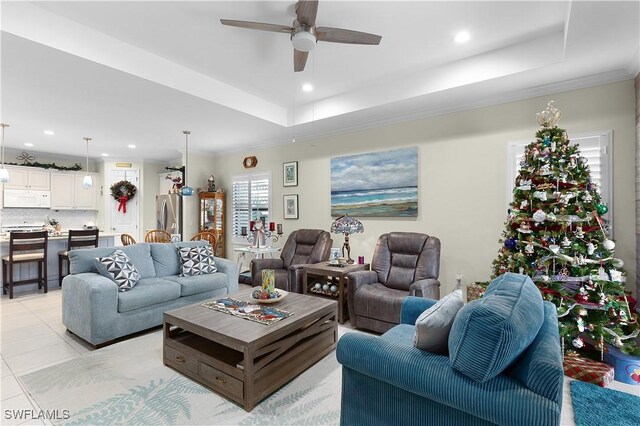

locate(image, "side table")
[[233, 246, 281, 273], [302, 262, 370, 324]]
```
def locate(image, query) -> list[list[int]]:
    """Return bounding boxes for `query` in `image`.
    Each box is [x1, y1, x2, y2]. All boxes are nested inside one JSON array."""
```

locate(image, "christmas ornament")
[[578, 308, 587, 316], [525, 242, 535, 254], [520, 199, 529, 210], [543, 135, 551, 146], [561, 236, 571, 247], [549, 244, 560, 254], [533, 191, 547, 200], [546, 212, 557, 222], [574, 226, 584, 238], [609, 269, 623, 282], [608, 307, 617, 318], [598, 293, 606, 305], [602, 239, 615, 250], [504, 238, 517, 250], [572, 337, 584, 349], [596, 203, 608, 215], [611, 258, 624, 268], [577, 317, 585, 332], [518, 179, 532, 190], [583, 192, 593, 202], [532, 209, 546, 223], [517, 222, 532, 233], [586, 242, 595, 255]]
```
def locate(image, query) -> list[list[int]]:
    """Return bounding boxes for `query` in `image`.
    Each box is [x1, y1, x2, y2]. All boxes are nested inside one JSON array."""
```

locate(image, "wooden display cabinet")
[[198, 192, 225, 256]]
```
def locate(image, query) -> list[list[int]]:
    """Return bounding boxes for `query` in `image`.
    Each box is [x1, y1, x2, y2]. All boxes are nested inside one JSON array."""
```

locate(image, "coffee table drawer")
[[200, 361, 243, 399], [165, 346, 197, 374]]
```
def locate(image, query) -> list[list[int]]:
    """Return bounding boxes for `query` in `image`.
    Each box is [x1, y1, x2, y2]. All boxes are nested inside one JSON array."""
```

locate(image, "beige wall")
[[212, 80, 637, 296], [141, 161, 166, 234], [182, 152, 217, 238]]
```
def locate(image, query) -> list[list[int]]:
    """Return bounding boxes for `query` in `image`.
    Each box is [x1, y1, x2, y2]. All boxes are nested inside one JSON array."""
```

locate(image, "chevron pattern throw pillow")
[[178, 245, 217, 277], [95, 250, 142, 291]]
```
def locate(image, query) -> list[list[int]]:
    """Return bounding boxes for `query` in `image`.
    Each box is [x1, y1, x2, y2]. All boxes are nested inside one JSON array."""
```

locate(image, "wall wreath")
[[110, 180, 137, 213]]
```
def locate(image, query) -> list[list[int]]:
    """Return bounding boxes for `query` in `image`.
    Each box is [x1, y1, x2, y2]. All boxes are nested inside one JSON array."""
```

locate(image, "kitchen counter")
[[0, 231, 121, 243], [1, 232, 120, 297]]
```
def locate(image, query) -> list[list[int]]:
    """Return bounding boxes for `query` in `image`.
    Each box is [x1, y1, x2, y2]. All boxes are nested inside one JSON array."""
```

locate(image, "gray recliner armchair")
[[347, 232, 441, 333], [251, 229, 332, 293]]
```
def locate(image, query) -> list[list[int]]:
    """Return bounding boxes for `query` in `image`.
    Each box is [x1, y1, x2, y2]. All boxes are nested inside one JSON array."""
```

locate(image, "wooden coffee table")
[[163, 288, 337, 411]]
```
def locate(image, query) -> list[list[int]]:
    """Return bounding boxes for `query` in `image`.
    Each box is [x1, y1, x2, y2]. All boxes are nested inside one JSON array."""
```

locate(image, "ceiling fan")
[[220, 0, 382, 72]]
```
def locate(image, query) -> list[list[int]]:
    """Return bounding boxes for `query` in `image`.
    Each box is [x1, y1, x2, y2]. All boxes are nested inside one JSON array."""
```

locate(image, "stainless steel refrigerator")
[[156, 193, 182, 238]]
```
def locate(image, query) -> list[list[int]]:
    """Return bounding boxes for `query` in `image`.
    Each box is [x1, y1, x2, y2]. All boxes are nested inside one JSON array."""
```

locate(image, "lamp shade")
[[0, 167, 9, 183], [330, 215, 364, 235], [82, 174, 93, 189], [181, 185, 194, 196]]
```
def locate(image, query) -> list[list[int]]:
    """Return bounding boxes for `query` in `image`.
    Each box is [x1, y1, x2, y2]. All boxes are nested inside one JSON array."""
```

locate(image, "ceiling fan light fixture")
[[454, 31, 471, 44], [292, 30, 316, 52]]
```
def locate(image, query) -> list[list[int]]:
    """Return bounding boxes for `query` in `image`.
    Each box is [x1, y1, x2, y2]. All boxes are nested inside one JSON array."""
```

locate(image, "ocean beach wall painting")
[[331, 147, 418, 217]]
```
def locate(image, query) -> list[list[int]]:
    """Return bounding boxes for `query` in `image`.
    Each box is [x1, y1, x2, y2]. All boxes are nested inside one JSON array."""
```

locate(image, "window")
[[507, 130, 613, 229], [231, 172, 272, 243]]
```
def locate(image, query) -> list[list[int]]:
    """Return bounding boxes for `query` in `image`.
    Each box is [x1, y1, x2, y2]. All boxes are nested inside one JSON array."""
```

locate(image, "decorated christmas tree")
[[491, 101, 639, 357]]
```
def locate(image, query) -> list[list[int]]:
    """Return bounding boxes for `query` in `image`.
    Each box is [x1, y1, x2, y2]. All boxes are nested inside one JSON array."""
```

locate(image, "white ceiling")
[[1, 1, 638, 162]]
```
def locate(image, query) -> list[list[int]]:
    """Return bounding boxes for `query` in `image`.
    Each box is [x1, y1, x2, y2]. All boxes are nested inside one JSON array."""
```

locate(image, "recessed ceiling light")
[[101, 153, 109, 157], [43, 130, 55, 135], [24, 143, 34, 147], [127, 144, 136, 149], [454, 31, 471, 44], [302, 83, 314, 92]]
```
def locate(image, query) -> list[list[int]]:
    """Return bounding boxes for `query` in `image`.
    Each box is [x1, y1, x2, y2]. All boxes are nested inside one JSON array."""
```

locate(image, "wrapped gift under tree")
[[563, 355, 614, 387]]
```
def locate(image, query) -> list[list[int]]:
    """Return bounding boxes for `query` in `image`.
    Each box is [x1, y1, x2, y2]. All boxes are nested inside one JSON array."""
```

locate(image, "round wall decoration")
[[243, 156, 258, 168], [110, 180, 137, 214]]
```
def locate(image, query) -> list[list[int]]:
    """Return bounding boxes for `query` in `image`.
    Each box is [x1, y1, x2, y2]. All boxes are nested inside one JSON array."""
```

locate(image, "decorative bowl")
[[251, 287, 288, 304]]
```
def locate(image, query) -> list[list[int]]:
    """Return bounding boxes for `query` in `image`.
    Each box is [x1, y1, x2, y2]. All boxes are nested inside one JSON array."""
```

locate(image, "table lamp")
[[330, 215, 364, 264]]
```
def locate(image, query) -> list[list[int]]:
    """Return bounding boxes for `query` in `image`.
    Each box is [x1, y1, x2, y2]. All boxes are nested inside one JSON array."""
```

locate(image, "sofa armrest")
[[337, 332, 561, 425], [213, 256, 239, 294], [400, 296, 437, 324], [61, 273, 118, 345], [409, 278, 441, 299]]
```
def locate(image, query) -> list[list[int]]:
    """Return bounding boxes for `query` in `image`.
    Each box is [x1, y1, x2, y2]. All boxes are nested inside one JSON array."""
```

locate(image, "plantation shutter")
[[231, 173, 272, 241]]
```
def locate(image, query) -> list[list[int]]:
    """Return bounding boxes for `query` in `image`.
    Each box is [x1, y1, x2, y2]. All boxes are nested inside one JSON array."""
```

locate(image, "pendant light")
[[82, 137, 93, 189], [0, 123, 9, 183], [181, 130, 194, 196]]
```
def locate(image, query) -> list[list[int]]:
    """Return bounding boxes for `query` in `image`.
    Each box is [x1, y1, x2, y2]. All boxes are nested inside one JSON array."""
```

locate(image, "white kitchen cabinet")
[[3, 166, 50, 190], [50, 172, 98, 210]]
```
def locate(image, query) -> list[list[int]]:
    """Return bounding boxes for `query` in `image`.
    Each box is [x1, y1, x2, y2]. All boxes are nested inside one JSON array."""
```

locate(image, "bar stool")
[[58, 229, 100, 286], [2, 231, 48, 299]]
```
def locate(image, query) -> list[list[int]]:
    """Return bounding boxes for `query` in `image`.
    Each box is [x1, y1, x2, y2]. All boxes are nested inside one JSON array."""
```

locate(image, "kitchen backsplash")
[[1, 208, 98, 230]]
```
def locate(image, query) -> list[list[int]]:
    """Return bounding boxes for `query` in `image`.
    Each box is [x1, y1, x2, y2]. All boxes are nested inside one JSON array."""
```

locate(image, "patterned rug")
[[18, 330, 343, 425]]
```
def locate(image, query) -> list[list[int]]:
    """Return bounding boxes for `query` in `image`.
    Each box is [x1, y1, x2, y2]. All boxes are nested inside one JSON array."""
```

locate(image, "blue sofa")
[[337, 273, 564, 426], [62, 241, 238, 346]]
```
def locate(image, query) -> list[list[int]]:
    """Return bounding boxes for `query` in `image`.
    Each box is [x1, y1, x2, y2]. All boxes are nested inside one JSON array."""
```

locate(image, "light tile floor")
[[1, 287, 638, 426]]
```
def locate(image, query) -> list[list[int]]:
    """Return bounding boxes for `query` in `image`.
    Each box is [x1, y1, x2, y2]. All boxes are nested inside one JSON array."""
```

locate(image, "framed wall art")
[[283, 194, 299, 219], [283, 161, 298, 186], [330, 147, 418, 217]]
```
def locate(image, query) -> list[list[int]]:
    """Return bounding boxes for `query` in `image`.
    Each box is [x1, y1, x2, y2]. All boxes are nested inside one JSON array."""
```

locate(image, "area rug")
[[570, 380, 640, 426], [19, 330, 344, 425]]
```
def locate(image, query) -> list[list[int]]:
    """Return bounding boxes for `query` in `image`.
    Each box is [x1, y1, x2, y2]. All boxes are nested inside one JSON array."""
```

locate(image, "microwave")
[[3, 189, 51, 208]]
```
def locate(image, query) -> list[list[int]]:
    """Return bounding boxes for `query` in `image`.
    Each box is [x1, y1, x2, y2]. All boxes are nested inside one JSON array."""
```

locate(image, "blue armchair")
[[337, 274, 564, 426]]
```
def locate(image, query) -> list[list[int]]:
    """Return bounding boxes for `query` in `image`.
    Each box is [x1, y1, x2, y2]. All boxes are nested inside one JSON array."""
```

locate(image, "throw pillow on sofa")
[[95, 250, 142, 291], [413, 289, 464, 354], [178, 245, 217, 277], [448, 273, 544, 383]]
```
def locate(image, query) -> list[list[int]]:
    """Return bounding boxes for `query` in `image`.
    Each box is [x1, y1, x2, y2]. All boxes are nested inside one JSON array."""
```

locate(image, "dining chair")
[[2, 231, 48, 299], [190, 231, 218, 251], [144, 229, 172, 243], [58, 229, 100, 286], [121, 233, 136, 246]]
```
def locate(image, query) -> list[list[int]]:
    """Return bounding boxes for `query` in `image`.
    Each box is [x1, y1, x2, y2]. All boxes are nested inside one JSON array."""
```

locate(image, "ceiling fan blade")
[[294, 49, 309, 72], [220, 19, 293, 34], [296, 0, 319, 27], [316, 27, 382, 45]]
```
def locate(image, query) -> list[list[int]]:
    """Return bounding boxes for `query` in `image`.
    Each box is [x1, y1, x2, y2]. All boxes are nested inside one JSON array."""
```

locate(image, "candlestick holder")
[[241, 221, 283, 248]]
